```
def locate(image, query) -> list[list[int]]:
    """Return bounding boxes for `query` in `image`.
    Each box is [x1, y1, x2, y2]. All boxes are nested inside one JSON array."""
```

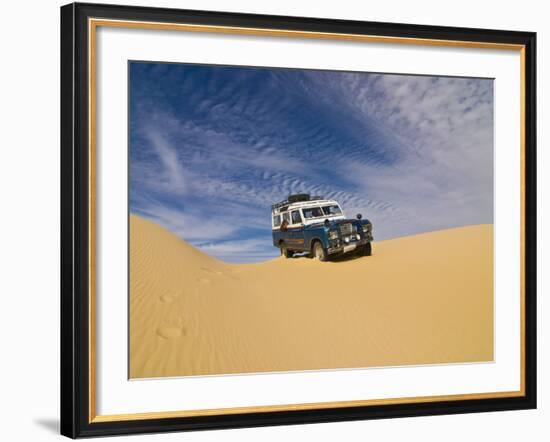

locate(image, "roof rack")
[[271, 194, 325, 212]]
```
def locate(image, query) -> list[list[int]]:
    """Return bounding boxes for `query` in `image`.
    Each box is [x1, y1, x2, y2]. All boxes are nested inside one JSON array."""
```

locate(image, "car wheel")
[[312, 241, 327, 261], [280, 244, 293, 258], [361, 242, 372, 256]]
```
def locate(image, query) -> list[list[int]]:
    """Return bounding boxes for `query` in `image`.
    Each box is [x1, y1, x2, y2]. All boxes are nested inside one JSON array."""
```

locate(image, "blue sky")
[[130, 62, 494, 263]]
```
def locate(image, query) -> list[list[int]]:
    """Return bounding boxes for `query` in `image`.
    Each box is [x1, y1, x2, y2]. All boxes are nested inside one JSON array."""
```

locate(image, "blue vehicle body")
[[272, 218, 373, 255], [271, 194, 373, 260]]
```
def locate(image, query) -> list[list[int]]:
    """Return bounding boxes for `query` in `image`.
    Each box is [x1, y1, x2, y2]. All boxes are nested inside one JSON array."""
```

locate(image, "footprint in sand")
[[159, 294, 174, 303], [156, 325, 185, 339]]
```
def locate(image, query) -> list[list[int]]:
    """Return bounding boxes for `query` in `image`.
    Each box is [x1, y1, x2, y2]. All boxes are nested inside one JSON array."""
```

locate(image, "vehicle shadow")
[[286, 250, 370, 263], [329, 252, 370, 263]]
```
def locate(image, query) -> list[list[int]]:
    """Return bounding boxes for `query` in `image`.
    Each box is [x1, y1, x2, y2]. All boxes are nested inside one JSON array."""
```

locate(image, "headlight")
[[329, 230, 338, 240], [362, 223, 372, 233]]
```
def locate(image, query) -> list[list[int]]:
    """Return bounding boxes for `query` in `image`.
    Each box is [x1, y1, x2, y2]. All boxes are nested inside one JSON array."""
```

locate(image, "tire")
[[280, 244, 293, 258], [360, 242, 372, 256], [312, 241, 327, 262]]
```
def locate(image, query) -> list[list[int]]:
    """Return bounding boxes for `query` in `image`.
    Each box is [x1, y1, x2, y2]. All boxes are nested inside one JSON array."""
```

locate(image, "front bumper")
[[327, 235, 372, 255]]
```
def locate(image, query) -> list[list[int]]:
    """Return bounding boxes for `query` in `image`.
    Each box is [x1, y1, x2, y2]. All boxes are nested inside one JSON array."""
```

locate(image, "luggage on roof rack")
[[271, 193, 326, 212], [288, 193, 310, 203]]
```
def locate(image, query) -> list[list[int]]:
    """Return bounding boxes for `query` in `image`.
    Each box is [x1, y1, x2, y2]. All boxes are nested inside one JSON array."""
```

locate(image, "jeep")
[[271, 194, 373, 261]]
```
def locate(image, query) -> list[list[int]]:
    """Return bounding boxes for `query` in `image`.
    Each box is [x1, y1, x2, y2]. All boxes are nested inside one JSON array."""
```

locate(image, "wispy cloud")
[[136, 203, 239, 242], [196, 238, 276, 263], [142, 130, 187, 194], [130, 63, 493, 262]]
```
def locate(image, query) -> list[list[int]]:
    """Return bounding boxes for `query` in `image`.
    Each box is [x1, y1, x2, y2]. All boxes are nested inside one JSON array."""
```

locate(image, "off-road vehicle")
[[271, 194, 373, 261]]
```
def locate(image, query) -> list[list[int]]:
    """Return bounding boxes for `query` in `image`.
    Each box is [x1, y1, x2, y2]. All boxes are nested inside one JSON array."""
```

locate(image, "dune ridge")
[[130, 214, 493, 378]]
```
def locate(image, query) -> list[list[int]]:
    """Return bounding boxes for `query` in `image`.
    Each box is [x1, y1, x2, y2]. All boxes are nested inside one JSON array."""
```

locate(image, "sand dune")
[[129, 215, 493, 378]]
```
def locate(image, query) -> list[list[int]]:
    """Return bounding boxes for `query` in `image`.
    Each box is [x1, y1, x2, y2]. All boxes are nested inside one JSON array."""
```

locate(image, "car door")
[[290, 210, 305, 251]]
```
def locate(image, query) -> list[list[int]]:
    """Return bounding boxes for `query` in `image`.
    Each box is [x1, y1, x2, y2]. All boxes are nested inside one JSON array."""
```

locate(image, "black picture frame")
[[61, 2, 536, 438]]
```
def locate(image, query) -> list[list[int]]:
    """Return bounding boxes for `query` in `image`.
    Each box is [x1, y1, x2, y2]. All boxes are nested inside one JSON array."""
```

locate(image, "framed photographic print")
[[60, 2, 537, 438]]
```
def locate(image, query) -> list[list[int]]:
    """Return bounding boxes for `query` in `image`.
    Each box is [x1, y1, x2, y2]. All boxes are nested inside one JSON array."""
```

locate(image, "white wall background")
[[0, 0, 546, 440]]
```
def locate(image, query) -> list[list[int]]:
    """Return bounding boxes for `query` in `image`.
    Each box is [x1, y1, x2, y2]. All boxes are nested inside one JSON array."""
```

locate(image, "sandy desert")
[[129, 214, 493, 379]]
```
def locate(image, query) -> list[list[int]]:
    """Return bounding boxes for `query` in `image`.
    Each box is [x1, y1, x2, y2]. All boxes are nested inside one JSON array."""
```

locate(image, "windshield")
[[322, 205, 342, 216], [302, 207, 325, 219]]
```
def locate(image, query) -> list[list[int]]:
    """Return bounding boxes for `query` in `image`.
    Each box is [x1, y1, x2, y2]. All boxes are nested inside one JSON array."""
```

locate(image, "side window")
[[282, 212, 290, 224], [291, 210, 302, 224], [273, 215, 281, 227]]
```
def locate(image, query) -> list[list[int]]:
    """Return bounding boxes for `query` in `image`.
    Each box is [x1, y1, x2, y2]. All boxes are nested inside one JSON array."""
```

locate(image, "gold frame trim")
[[88, 18, 527, 424]]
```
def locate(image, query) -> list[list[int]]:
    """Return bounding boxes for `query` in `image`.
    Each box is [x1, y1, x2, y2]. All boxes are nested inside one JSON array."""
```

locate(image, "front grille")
[[340, 223, 352, 236]]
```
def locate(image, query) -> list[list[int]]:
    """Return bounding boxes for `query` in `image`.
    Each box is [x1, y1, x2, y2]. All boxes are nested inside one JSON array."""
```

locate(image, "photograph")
[[129, 62, 495, 379]]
